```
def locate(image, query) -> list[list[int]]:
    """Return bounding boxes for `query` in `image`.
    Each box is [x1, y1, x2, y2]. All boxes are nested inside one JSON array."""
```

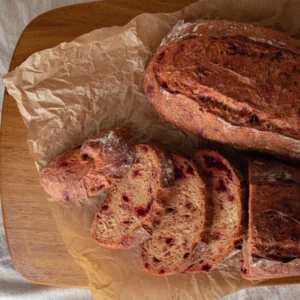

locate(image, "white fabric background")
[[0, 0, 300, 299]]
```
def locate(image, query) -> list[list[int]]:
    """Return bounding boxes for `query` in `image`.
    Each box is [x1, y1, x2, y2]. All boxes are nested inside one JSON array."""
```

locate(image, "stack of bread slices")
[[40, 128, 246, 275]]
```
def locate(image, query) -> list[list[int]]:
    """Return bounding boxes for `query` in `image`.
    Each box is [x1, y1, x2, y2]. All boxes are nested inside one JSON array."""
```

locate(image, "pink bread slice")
[[39, 128, 135, 201], [187, 149, 245, 273], [81, 128, 136, 197], [39, 147, 93, 201], [91, 144, 174, 250], [141, 154, 211, 275]]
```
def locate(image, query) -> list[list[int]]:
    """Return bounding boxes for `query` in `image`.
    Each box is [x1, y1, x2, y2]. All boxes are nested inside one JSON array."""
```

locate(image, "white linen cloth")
[[0, 1, 299, 299]]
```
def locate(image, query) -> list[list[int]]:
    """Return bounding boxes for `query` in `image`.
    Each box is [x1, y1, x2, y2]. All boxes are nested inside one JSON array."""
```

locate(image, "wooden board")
[[1, 0, 299, 289], [0, 0, 198, 288]]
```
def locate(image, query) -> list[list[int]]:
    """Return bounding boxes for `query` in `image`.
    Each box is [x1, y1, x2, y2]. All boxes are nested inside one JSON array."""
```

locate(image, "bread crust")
[[144, 20, 300, 160], [39, 128, 135, 201], [242, 158, 300, 280]]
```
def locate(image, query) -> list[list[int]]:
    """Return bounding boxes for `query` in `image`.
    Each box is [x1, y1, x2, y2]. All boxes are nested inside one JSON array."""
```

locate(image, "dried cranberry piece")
[[158, 51, 165, 61], [140, 145, 148, 152], [133, 169, 141, 176], [201, 264, 212, 272], [228, 195, 235, 202], [216, 179, 226, 192], [146, 85, 154, 98], [135, 196, 154, 217], [58, 161, 68, 167], [102, 204, 109, 210], [165, 237, 175, 245], [203, 155, 228, 171], [212, 232, 221, 240], [136, 207, 147, 217], [122, 194, 130, 202], [62, 192, 70, 201], [185, 202, 192, 209]]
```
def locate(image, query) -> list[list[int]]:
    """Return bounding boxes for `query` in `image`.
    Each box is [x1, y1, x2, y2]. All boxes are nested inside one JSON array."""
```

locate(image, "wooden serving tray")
[[1, 0, 299, 289], [0, 0, 197, 287]]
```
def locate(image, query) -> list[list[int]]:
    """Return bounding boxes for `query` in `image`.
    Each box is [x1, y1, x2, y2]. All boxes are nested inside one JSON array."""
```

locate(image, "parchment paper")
[[3, 0, 300, 299]]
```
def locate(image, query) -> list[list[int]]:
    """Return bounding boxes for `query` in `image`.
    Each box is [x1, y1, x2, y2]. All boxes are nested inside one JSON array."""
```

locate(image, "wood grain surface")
[[0, 0, 197, 288], [1, 0, 299, 289]]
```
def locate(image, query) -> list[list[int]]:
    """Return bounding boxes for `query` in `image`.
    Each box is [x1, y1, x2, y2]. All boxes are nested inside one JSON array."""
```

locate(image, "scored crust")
[[144, 19, 300, 160]]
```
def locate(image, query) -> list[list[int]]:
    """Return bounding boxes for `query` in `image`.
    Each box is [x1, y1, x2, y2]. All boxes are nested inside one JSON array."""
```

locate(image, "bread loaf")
[[241, 158, 300, 280], [144, 20, 300, 160]]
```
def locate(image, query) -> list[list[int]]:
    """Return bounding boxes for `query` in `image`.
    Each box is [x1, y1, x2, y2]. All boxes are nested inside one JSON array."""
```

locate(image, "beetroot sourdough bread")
[[91, 144, 175, 250], [39, 128, 135, 201], [39, 147, 94, 201], [187, 149, 245, 273], [81, 128, 136, 196], [241, 158, 300, 280], [142, 154, 211, 275], [144, 19, 300, 160]]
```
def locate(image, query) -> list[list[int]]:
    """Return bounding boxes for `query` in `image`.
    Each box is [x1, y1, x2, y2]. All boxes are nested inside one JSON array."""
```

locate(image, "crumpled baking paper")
[[3, 0, 300, 299]]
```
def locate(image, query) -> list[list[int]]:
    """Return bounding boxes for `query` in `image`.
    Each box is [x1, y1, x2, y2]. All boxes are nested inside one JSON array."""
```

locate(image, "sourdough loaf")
[[187, 149, 245, 273], [91, 144, 174, 250], [144, 19, 300, 160], [241, 158, 300, 280], [142, 154, 211, 275], [39, 128, 135, 201]]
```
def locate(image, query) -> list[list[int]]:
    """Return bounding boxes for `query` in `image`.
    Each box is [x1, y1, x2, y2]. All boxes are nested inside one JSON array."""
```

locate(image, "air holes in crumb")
[[249, 114, 259, 124], [82, 154, 89, 160]]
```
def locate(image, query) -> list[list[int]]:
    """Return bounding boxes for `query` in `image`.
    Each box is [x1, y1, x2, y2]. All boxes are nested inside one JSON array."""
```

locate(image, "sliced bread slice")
[[141, 155, 211, 275], [39, 147, 93, 201], [91, 144, 174, 250], [39, 128, 135, 201], [186, 149, 245, 273], [241, 158, 300, 280], [82, 128, 136, 197]]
